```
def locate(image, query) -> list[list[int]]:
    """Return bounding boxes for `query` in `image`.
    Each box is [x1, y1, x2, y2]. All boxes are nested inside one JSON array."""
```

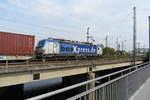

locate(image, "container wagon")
[[36, 38, 102, 58], [0, 32, 35, 60]]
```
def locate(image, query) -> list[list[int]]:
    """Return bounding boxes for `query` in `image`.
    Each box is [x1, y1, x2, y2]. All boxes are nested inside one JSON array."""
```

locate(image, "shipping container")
[[0, 31, 35, 56]]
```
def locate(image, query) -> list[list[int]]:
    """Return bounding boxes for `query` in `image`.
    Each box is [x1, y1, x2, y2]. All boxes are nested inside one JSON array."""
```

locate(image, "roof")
[[47, 38, 94, 45]]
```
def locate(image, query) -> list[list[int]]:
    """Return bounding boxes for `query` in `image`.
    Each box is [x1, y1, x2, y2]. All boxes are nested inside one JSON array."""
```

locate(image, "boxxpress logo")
[[60, 45, 96, 53]]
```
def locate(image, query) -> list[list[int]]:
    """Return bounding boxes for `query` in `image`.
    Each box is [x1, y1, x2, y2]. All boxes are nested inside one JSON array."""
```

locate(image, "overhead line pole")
[[149, 16, 150, 63], [106, 36, 108, 56], [122, 41, 124, 51], [137, 42, 140, 56], [133, 7, 137, 65], [116, 38, 118, 56], [87, 27, 90, 43]]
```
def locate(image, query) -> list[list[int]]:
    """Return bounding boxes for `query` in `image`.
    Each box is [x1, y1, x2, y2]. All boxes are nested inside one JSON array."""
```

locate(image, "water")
[[24, 78, 63, 99], [0, 77, 81, 100]]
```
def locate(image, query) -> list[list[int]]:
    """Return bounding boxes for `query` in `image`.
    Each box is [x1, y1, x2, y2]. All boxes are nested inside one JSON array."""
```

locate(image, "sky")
[[0, 0, 149, 51]]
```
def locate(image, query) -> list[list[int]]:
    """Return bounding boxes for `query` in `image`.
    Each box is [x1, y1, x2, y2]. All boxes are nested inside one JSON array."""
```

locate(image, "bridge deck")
[[0, 58, 133, 74], [0, 58, 142, 87]]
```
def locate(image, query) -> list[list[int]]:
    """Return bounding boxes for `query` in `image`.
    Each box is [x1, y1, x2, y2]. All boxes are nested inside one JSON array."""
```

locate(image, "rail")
[[0, 58, 140, 74], [0, 57, 134, 66], [26, 62, 149, 100]]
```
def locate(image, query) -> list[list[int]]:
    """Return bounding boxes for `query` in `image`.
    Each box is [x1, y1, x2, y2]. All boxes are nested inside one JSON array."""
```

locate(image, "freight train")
[[36, 38, 102, 58], [0, 32, 103, 61]]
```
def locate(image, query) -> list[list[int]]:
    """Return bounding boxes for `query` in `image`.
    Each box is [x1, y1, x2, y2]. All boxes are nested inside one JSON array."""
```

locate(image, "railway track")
[[0, 57, 143, 74], [0, 56, 141, 68]]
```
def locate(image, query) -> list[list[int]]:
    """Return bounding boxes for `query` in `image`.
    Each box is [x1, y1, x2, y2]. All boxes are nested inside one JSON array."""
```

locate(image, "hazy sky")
[[0, 0, 149, 50]]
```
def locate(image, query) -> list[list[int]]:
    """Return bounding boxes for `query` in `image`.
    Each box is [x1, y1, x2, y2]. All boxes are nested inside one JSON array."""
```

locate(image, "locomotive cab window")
[[38, 40, 45, 47]]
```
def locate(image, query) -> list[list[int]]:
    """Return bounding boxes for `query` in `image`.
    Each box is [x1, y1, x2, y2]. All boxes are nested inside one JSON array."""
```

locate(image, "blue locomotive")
[[36, 38, 103, 58]]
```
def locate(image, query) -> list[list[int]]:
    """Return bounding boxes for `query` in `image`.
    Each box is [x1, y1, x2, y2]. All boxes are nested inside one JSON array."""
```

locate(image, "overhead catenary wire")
[[0, 1, 141, 51], [0, 17, 82, 34], [0, 18, 87, 42]]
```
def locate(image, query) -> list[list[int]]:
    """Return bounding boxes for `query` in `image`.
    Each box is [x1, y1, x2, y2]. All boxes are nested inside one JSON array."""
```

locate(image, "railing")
[[26, 62, 149, 100]]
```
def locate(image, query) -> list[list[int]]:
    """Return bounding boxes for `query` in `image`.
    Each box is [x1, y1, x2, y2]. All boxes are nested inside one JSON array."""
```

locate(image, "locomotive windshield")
[[37, 40, 45, 48]]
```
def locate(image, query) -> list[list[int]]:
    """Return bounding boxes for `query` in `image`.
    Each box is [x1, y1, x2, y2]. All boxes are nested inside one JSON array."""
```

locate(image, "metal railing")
[[26, 62, 149, 100]]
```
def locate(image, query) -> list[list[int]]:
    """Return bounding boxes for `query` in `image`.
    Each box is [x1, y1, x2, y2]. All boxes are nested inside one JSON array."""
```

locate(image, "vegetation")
[[143, 52, 150, 62], [102, 47, 128, 56]]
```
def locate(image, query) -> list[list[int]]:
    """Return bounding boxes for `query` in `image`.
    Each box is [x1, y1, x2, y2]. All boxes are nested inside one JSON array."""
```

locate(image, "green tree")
[[102, 47, 116, 56]]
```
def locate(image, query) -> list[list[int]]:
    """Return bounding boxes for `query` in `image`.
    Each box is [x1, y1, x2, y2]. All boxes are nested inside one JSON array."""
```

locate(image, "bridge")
[[0, 58, 141, 87], [25, 62, 150, 100], [0, 57, 146, 100]]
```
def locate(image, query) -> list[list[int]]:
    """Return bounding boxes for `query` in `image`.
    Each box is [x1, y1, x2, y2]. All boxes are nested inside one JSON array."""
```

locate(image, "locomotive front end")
[[36, 40, 46, 58]]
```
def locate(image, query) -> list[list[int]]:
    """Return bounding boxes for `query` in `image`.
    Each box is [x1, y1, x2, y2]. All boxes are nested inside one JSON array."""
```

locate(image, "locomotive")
[[36, 38, 103, 58], [0, 32, 103, 61]]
